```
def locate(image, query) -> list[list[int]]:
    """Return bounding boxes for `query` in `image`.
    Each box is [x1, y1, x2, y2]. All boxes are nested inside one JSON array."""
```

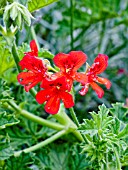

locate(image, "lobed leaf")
[[28, 0, 59, 12], [0, 112, 19, 130], [0, 37, 14, 75]]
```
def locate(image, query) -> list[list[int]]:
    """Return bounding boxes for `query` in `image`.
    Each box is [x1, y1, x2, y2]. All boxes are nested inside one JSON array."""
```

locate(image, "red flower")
[[17, 55, 47, 92], [36, 76, 74, 114], [79, 54, 111, 98], [25, 40, 38, 56], [53, 51, 88, 91]]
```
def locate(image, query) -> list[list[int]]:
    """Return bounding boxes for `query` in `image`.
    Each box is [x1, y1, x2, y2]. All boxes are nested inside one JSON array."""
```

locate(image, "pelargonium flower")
[[79, 54, 111, 98], [17, 55, 47, 92], [25, 40, 38, 56], [53, 51, 88, 91], [36, 76, 74, 114]]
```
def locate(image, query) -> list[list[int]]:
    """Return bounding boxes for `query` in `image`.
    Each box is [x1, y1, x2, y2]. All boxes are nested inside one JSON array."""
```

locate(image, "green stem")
[[105, 153, 110, 170], [12, 42, 21, 72], [53, 106, 84, 142], [69, 107, 89, 144], [29, 88, 37, 97], [48, 66, 58, 73], [14, 129, 67, 157], [8, 100, 64, 131], [30, 26, 40, 49], [113, 147, 121, 170], [69, 107, 79, 126], [70, 0, 74, 50]]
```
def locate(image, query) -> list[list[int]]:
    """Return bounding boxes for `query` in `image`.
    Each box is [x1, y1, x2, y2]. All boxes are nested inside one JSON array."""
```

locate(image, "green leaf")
[[79, 119, 98, 136], [35, 143, 89, 170], [35, 144, 70, 170], [79, 104, 113, 136], [110, 103, 128, 123], [69, 144, 89, 170], [117, 124, 128, 139], [10, 5, 18, 21], [38, 48, 54, 59], [28, 0, 59, 12], [0, 143, 14, 160], [0, 112, 19, 130], [5, 153, 34, 170], [0, 37, 14, 75], [3, 127, 35, 149]]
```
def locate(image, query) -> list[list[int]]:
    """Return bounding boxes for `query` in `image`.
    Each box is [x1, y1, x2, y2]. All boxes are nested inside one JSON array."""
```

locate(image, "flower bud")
[[3, 2, 34, 30]]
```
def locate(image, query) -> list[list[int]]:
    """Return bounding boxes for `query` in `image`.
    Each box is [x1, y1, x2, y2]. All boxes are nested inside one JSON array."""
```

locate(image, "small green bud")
[[3, 2, 33, 30]]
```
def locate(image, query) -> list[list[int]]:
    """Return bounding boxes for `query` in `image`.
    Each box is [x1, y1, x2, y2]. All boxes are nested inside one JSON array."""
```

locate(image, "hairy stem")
[[69, 107, 89, 144], [69, 107, 79, 126], [8, 100, 64, 131], [113, 147, 121, 170], [12, 42, 21, 72], [53, 107, 84, 142], [14, 129, 67, 157], [31, 26, 40, 49]]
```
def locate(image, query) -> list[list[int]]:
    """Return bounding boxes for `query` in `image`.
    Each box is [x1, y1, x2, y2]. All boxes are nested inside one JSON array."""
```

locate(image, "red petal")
[[30, 40, 38, 56], [19, 55, 46, 73], [90, 82, 104, 98], [74, 72, 88, 84], [45, 96, 61, 114], [41, 76, 70, 91], [89, 54, 108, 75], [49, 73, 73, 91], [69, 51, 87, 71], [36, 89, 53, 104], [53, 53, 70, 72], [17, 72, 43, 92], [79, 84, 89, 96], [24, 81, 39, 92], [60, 92, 74, 108], [53, 51, 87, 72], [97, 77, 111, 89]]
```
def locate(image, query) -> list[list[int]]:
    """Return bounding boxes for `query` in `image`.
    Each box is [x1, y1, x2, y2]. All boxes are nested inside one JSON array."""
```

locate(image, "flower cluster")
[[17, 40, 111, 114]]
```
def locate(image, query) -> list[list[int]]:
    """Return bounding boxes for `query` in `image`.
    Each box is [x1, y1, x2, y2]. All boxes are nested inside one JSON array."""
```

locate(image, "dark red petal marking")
[[41, 76, 69, 91]]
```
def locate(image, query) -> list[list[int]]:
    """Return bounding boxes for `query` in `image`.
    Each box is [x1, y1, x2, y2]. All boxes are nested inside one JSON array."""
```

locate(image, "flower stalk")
[[53, 106, 84, 142], [14, 129, 67, 157], [8, 100, 65, 131]]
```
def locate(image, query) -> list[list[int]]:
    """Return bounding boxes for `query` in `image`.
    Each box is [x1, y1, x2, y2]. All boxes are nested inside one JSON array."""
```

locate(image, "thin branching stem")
[[14, 129, 67, 156], [8, 100, 65, 131], [69, 107, 89, 144]]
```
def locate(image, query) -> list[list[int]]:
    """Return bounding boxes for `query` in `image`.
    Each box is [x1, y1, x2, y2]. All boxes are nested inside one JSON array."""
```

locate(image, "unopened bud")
[[3, 2, 34, 30]]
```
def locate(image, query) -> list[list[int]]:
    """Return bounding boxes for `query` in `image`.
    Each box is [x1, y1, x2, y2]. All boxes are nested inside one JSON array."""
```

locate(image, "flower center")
[[56, 86, 60, 90]]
